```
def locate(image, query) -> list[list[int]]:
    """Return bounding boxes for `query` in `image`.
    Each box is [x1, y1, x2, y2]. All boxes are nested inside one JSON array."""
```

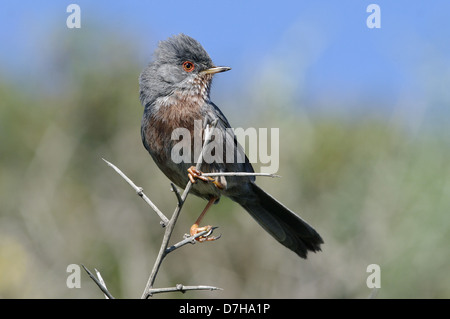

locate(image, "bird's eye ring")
[[182, 61, 195, 72]]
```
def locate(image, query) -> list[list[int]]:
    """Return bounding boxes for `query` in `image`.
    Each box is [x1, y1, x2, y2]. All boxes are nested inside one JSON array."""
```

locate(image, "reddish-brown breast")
[[143, 90, 205, 164]]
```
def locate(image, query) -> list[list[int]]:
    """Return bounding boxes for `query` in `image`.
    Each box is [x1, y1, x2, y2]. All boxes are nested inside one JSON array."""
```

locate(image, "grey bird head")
[[139, 34, 231, 109]]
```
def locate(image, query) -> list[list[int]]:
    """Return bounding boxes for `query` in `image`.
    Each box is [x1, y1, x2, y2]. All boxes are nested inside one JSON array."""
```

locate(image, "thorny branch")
[[140, 119, 220, 299], [84, 119, 279, 298], [102, 158, 169, 227], [82, 265, 114, 299]]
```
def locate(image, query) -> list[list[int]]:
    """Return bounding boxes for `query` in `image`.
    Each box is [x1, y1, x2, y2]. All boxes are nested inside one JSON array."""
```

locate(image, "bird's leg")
[[187, 166, 224, 189], [190, 197, 220, 242]]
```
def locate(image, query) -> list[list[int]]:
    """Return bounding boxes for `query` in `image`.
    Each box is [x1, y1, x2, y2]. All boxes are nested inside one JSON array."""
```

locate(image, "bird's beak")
[[200, 66, 231, 75]]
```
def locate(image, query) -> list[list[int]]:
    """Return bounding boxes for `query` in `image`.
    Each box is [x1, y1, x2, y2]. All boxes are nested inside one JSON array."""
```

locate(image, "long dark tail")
[[232, 183, 323, 259]]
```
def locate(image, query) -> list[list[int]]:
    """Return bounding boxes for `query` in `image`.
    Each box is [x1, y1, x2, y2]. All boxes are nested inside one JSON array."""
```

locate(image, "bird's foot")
[[190, 223, 221, 242], [187, 166, 224, 189]]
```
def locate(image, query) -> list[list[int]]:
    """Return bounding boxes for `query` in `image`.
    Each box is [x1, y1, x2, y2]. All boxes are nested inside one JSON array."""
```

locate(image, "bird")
[[139, 34, 323, 258]]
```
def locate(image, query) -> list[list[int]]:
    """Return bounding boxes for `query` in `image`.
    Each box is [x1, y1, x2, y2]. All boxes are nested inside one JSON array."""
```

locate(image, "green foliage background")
[[0, 28, 449, 299]]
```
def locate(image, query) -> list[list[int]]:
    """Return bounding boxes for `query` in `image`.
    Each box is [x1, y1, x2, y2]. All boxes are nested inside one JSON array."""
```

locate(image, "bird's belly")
[[143, 112, 223, 199]]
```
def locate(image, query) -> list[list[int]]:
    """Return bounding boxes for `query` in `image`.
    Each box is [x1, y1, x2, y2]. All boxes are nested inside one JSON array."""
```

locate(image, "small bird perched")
[[139, 34, 323, 258]]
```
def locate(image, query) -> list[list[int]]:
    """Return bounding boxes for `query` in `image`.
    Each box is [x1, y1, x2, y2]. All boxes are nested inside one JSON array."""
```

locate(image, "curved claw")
[[187, 166, 225, 190], [190, 224, 220, 242], [188, 167, 209, 184]]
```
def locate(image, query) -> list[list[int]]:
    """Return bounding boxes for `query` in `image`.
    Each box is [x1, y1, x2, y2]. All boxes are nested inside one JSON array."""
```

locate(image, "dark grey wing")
[[205, 101, 255, 177]]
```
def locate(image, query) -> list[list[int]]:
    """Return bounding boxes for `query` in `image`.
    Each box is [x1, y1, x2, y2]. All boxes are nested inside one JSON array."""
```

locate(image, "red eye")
[[182, 61, 195, 72]]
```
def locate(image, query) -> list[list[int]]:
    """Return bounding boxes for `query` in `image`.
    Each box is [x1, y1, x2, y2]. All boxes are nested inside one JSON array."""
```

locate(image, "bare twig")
[[165, 228, 217, 254], [87, 120, 224, 298], [141, 119, 220, 299], [94, 268, 110, 299], [147, 284, 223, 296], [102, 158, 169, 227], [201, 172, 281, 178], [170, 183, 183, 206], [82, 264, 114, 299]]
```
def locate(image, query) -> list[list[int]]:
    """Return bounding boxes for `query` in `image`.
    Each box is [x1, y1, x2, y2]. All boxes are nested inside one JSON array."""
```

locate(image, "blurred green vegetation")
[[0, 30, 449, 299]]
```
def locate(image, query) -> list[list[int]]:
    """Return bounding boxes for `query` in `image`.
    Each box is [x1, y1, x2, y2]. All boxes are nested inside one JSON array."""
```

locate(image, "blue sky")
[[1, 1, 449, 117]]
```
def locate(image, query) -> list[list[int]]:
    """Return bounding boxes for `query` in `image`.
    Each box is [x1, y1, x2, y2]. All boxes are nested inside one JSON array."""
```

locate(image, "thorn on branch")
[[170, 183, 183, 206], [146, 284, 223, 297], [82, 264, 114, 299], [98, 120, 225, 299], [102, 158, 169, 227], [201, 172, 281, 178]]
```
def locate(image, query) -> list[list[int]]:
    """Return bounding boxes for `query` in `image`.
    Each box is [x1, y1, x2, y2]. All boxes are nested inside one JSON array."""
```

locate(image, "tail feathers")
[[234, 183, 323, 259]]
